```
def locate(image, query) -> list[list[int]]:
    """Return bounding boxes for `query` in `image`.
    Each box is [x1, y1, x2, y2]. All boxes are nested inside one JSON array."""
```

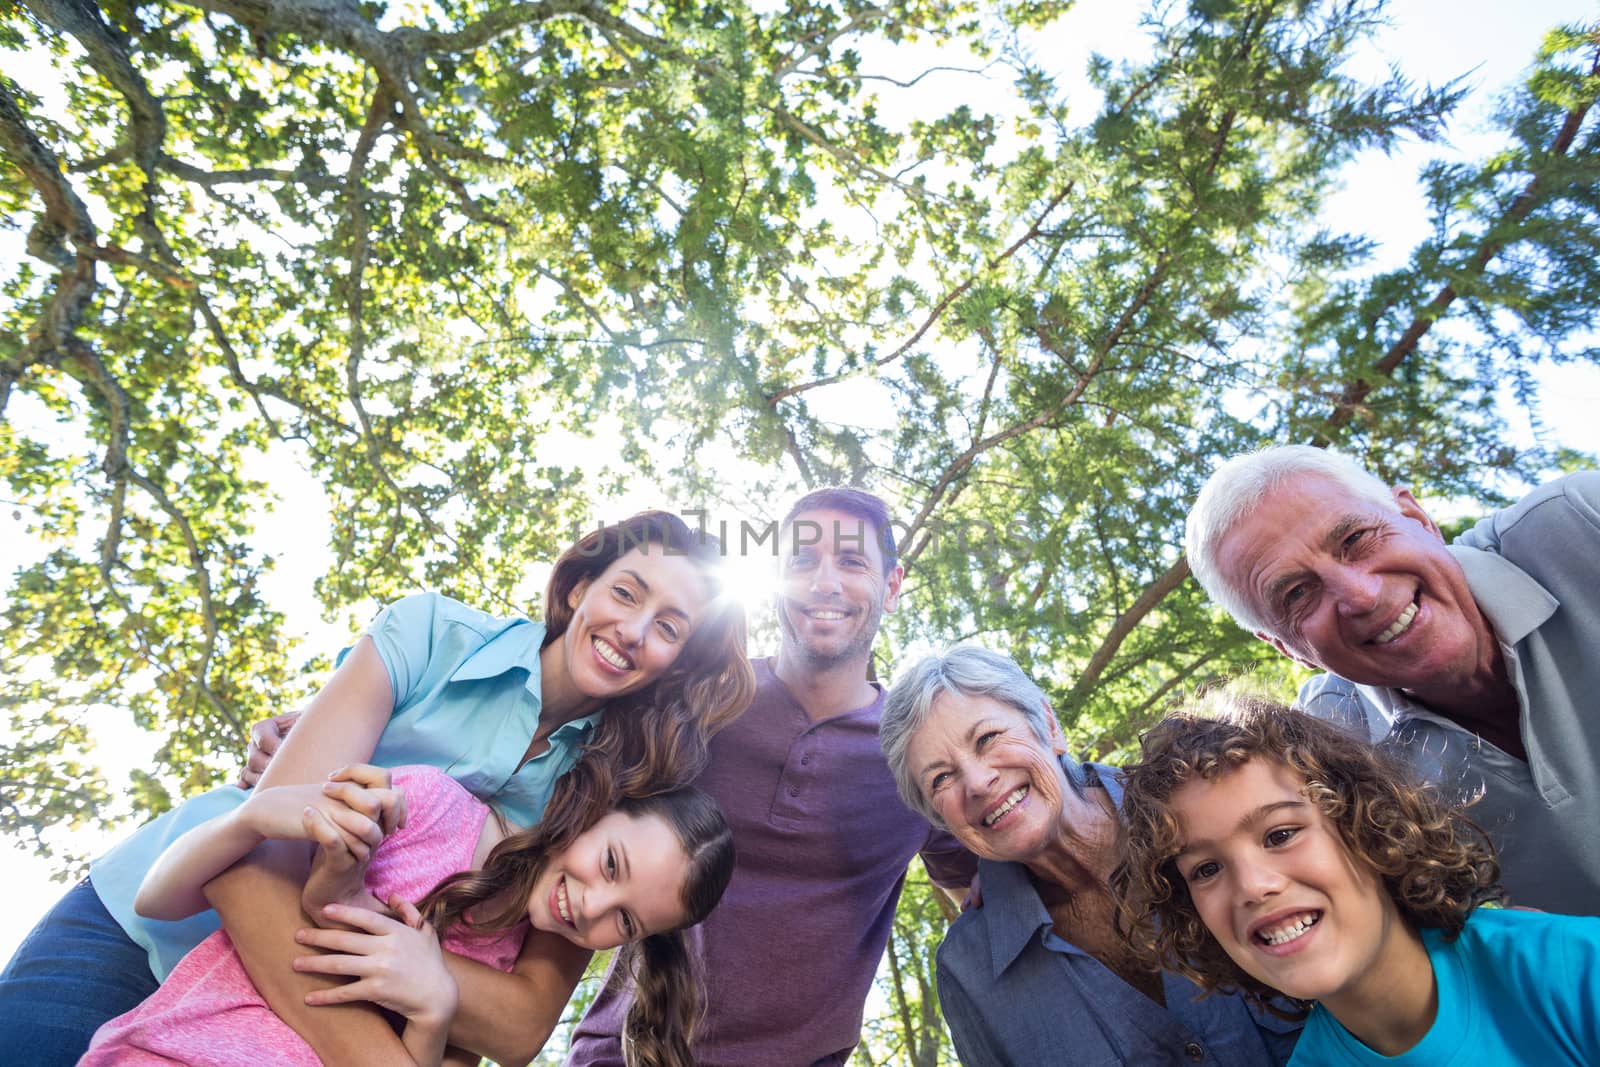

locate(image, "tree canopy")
[[4, 0, 1598, 1059]]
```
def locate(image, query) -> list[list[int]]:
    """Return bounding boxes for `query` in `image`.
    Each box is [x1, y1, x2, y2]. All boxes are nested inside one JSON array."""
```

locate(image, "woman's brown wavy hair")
[[418, 786, 734, 1067], [1111, 694, 1503, 1011], [428, 511, 752, 1065]]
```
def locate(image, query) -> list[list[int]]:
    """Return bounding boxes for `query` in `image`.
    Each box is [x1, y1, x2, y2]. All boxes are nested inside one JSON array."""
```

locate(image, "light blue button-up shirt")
[[89, 592, 600, 979]]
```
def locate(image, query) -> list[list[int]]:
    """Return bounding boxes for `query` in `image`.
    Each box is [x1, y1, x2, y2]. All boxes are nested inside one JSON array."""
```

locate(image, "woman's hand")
[[294, 898, 460, 1027], [238, 708, 304, 788], [300, 765, 407, 923]]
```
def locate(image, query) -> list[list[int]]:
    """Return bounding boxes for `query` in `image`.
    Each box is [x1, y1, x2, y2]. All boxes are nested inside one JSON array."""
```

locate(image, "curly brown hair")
[[1111, 693, 1503, 1009]]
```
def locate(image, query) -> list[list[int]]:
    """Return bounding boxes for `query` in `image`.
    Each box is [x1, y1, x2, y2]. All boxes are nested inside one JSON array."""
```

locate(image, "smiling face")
[[903, 692, 1073, 864], [526, 810, 693, 951], [559, 545, 709, 704], [777, 507, 902, 669], [1172, 757, 1424, 1011], [1216, 475, 1498, 697]]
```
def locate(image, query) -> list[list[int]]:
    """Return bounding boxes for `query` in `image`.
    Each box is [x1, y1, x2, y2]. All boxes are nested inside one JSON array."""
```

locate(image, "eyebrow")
[[1322, 514, 1368, 551], [1177, 799, 1307, 855], [1261, 514, 1370, 609], [619, 569, 693, 623]]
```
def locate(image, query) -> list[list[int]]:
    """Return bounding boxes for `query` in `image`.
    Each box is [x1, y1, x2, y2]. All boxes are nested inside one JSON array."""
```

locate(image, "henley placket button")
[[1184, 1042, 1204, 1062]]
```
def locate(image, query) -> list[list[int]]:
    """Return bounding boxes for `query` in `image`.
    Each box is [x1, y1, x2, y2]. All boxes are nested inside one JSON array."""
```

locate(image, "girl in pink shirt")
[[82, 763, 731, 1067]]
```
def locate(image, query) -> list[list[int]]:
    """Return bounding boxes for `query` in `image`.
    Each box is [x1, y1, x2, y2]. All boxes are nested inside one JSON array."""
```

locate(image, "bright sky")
[[3, 0, 1598, 995]]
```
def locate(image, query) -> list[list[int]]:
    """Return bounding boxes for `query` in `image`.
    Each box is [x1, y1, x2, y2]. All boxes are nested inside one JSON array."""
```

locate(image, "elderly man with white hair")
[[1184, 445, 1600, 916]]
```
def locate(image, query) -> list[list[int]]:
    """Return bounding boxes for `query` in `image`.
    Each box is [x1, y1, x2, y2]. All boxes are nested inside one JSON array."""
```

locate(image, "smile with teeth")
[[1373, 601, 1418, 644], [983, 786, 1028, 827], [804, 607, 849, 621], [555, 876, 575, 927], [593, 637, 634, 671], [1257, 911, 1321, 946]]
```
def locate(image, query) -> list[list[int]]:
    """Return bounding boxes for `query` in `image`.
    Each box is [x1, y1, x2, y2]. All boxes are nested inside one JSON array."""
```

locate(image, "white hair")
[[879, 646, 1057, 828], [1185, 445, 1398, 634]]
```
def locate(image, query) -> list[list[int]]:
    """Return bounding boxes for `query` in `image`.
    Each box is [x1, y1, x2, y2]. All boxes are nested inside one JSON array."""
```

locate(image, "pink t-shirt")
[[81, 766, 527, 1066]]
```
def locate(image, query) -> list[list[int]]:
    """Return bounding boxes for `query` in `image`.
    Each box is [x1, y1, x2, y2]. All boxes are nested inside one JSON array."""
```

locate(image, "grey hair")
[[1185, 445, 1398, 635], [880, 646, 1056, 828]]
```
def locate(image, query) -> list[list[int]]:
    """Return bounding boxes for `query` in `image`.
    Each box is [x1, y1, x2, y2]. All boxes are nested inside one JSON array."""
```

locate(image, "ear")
[[1042, 700, 1068, 756], [567, 576, 593, 611], [1392, 486, 1444, 542], [1255, 630, 1319, 671], [881, 563, 905, 614]]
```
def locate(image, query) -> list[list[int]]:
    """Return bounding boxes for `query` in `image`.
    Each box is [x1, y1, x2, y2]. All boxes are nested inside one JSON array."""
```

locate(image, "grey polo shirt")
[[1299, 472, 1600, 916]]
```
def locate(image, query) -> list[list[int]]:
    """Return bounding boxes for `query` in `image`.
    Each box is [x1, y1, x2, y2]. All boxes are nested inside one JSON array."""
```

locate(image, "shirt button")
[[800, 754, 811, 765], [789, 786, 800, 797], [1184, 1042, 1204, 1062]]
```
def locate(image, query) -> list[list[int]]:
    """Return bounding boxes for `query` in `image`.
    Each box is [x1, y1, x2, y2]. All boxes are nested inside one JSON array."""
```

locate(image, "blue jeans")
[[0, 877, 159, 1066]]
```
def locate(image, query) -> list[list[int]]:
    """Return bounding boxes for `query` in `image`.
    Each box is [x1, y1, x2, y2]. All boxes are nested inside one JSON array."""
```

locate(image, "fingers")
[[237, 708, 302, 788], [327, 763, 392, 789], [321, 776, 406, 836], [390, 895, 424, 930], [300, 806, 377, 864], [311, 903, 400, 935]]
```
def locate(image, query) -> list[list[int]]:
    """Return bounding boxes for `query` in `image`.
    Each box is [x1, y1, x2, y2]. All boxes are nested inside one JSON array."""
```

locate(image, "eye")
[[928, 770, 951, 792], [605, 847, 618, 878], [975, 730, 1000, 749], [612, 584, 637, 604], [1264, 826, 1300, 848], [657, 618, 681, 641], [1185, 859, 1221, 884], [1340, 528, 1367, 555], [620, 911, 637, 940], [841, 555, 868, 570]]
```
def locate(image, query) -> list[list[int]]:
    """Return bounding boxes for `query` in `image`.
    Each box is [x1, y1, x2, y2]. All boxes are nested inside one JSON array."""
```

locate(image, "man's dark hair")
[[782, 487, 899, 576]]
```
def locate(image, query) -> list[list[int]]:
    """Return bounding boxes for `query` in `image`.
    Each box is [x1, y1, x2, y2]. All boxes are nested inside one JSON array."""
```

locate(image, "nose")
[[1232, 854, 1286, 905], [961, 757, 1001, 806], [1328, 566, 1383, 617], [809, 555, 842, 595], [614, 613, 646, 648]]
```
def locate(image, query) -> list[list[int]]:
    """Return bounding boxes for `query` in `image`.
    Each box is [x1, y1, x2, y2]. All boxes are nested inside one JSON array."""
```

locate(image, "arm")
[[136, 780, 381, 920], [204, 637, 416, 1065], [299, 912, 593, 1065], [211, 638, 580, 1063], [293, 900, 459, 1067], [442, 929, 591, 1064]]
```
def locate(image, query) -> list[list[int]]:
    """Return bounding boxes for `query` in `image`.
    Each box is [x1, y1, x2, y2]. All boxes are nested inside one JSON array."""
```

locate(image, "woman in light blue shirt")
[[0, 511, 755, 1067]]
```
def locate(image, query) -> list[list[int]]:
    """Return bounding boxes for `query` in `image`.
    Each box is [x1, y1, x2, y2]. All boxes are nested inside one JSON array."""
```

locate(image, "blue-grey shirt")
[[90, 592, 600, 979], [936, 760, 1301, 1067]]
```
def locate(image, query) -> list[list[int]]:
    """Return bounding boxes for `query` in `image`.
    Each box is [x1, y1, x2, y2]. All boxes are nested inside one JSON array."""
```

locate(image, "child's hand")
[[237, 781, 384, 860], [294, 897, 459, 1029], [298, 764, 407, 923]]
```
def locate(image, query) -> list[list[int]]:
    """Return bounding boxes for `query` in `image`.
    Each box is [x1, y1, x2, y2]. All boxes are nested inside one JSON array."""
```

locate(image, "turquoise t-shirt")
[[88, 592, 600, 979], [1290, 907, 1600, 1065]]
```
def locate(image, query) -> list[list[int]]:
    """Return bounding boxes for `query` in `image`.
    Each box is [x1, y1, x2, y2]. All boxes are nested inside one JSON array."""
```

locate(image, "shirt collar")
[[1448, 543, 1558, 647], [979, 758, 1124, 978], [448, 619, 547, 698]]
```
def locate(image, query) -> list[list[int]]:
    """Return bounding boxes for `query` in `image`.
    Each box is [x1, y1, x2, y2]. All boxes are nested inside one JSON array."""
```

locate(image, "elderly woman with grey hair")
[[880, 647, 1299, 1067]]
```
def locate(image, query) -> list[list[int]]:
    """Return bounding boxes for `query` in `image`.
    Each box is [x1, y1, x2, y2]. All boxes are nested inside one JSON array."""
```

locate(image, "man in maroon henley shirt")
[[566, 489, 976, 1066]]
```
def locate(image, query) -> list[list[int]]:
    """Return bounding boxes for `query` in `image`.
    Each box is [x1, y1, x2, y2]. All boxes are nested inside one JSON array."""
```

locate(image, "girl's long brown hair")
[[1112, 694, 1504, 1011], [418, 787, 734, 1067], [425, 511, 753, 1066]]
